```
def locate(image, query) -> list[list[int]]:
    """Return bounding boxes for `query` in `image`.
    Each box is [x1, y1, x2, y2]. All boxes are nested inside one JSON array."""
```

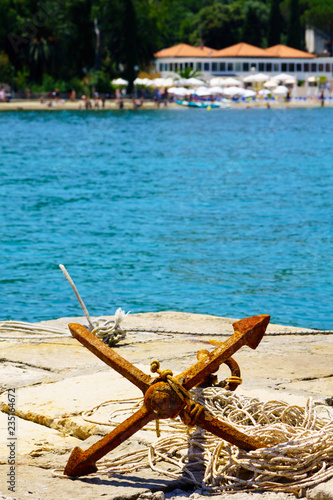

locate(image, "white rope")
[[59, 264, 129, 346], [0, 320, 71, 340], [81, 388, 333, 495], [91, 308, 129, 346], [59, 264, 94, 330]]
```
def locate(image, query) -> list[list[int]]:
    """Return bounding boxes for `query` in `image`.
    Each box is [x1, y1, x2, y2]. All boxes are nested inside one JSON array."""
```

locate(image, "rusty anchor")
[[64, 314, 270, 477]]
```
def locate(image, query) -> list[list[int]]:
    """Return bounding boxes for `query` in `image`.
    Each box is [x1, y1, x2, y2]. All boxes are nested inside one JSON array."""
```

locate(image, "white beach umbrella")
[[273, 73, 294, 82], [210, 77, 227, 86], [259, 88, 271, 95], [254, 73, 270, 82], [223, 77, 242, 86], [307, 76, 317, 82], [223, 86, 245, 96], [284, 77, 297, 84], [242, 89, 256, 97], [210, 86, 224, 93], [134, 78, 150, 85], [112, 78, 128, 85], [243, 74, 256, 83], [243, 73, 269, 83], [185, 77, 206, 86], [149, 77, 174, 87], [264, 79, 278, 88], [273, 85, 288, 95], [162, 78, 174, 87], [195, 86, 212, 96], [149, 78, 163, 87], [168, 87, 193, 96]]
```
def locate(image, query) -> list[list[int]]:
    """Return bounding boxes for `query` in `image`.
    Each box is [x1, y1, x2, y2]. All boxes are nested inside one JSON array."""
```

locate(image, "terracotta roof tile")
[[154, 42, 316, 60], [265, 44, 315, 58], [212, 43, 268, 58], [154, 43, 217, 58]]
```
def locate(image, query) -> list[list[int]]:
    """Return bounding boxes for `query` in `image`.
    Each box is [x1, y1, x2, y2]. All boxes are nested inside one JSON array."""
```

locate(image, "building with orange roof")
[[154, 43, 217, 59], [264, 44, 315, 58], [213, 43, 268, 58], [154, 42, 332, 81]]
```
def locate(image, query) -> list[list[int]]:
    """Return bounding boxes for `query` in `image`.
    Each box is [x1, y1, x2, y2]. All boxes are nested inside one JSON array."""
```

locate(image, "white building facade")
[[154, 43, 333, 82]]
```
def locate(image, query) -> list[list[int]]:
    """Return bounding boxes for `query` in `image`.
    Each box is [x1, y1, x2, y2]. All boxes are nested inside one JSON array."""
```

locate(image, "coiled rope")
[[59, 264, 129, 346], [68, 388, 333, 495]]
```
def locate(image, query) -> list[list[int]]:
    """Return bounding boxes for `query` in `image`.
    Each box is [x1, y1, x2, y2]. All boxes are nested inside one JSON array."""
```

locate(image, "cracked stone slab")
[[0, 369, 154, 440], [0, 360, 59, 392]]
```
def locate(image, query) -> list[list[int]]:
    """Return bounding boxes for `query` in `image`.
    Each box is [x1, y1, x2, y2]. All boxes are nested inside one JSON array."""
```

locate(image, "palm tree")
[[175, 67, 203, 79]]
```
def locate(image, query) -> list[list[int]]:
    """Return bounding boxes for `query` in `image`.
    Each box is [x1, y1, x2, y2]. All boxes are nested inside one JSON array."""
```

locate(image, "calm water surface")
[[0, 108, 332, 329]]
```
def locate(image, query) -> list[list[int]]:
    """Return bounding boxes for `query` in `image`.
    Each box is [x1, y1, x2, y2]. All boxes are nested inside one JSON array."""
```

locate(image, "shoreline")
[[0, 98, 331, 111]]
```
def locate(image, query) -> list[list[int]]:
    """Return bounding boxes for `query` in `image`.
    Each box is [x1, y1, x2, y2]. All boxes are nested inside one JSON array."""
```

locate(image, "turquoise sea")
[[0, 108, 332, 329]]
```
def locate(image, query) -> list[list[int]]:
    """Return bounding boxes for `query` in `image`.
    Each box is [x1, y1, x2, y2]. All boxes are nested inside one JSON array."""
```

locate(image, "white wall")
[[155, 56, 333, 81]]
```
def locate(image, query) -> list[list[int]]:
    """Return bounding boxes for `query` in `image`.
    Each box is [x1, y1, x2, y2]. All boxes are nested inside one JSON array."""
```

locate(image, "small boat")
[[176, 100, 220, 109]]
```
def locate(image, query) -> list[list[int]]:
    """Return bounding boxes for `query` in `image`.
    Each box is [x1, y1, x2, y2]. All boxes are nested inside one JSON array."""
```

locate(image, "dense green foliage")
[[0, 0, 331, 94], [286, 0, 302, 49], [267, 0, 283, 45]]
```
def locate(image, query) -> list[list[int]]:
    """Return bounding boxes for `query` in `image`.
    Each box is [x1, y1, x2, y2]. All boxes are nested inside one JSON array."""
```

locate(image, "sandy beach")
[[0, 98, 331, 111]]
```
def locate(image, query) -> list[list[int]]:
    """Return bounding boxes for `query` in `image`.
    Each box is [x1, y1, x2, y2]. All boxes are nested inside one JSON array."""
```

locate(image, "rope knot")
[[159, 369, 173, 380], [181, 401, 204, 427]]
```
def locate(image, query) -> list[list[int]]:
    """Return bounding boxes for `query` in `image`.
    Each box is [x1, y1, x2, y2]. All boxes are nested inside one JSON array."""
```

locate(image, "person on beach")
[[94, 92, 100, 108], [163, 88, 168, 106], [0, 87, 6, 102], [319, 90, 325, 107], [53, 87, 60, 102], [154, 88, 161, 108]]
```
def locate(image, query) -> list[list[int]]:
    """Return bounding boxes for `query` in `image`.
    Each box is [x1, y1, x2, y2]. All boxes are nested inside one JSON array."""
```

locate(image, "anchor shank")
[[68, 323, 153, 394]]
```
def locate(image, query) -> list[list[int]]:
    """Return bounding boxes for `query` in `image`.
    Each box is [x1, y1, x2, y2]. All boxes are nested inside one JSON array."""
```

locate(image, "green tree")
[[120, 0, 138, 94], [149, 0, 201, 48], [304, 0, 333, 55], [0, 51, 13, 84], [267, 0, 283, 45], [286, 0, 302, 49], [190, 2, 244, 49], [242, 1, 269, 47]]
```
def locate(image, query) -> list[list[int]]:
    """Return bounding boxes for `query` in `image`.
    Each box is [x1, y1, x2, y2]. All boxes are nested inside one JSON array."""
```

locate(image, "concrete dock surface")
[[1, 311, 332, 500]]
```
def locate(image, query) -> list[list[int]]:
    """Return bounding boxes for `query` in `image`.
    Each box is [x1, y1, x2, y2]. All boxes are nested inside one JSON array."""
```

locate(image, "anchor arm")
[[68, 323, 153, 394], [176, 315, 270, 390], [193, 406, 264, 451], [64, 404, 152, 477]]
